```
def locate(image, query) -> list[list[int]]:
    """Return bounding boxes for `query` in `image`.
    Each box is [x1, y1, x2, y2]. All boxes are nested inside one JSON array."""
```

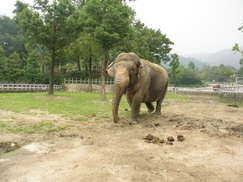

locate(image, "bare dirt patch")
[[0, 96, 243, 181]]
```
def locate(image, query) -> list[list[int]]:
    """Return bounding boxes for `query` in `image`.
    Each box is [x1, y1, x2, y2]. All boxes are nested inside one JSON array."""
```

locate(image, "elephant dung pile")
[[143, 134, 185, 145]]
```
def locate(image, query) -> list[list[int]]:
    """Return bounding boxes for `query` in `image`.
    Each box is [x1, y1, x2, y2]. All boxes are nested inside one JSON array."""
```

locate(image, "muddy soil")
[[0, 96, 243, 182]]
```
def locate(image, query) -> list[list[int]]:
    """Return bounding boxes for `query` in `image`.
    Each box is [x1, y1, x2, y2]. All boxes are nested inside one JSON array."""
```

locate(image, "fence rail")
[[168, 85, 243, 95], [0, 84, 62, 91], [64, 78, 114, 85]]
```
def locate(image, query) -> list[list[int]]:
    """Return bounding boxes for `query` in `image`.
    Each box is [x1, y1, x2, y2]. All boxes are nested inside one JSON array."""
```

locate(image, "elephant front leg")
[[130, 96, 142, 122]]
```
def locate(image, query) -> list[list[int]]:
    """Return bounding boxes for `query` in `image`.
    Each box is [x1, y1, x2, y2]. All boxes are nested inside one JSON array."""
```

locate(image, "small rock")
[[177, 134, 185, 141], [167, 136, 175, 142], [145, 134, 154, 140]]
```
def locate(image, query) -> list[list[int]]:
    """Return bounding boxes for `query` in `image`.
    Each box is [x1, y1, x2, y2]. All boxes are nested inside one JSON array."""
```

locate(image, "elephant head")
[[106, 52, 143, 123]]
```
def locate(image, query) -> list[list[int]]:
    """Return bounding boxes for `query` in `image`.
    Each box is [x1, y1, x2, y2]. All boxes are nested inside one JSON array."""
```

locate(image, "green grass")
[[0, 91, 189, 121], [0, 92, 189, 134], [0, 120, 69, 134], [0, 91, 129, 121], [165, 93, 190, 103]]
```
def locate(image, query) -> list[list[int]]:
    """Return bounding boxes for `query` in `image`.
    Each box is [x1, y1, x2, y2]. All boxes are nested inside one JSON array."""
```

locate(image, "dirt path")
[[1, 96, 243, 182]]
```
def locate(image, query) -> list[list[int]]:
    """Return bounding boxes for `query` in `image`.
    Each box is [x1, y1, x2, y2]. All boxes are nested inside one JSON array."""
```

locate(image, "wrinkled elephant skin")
[[106, 52, 169, 123]]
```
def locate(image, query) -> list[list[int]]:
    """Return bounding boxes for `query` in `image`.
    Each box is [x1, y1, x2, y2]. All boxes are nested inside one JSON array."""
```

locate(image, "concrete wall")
[[63, 84, 113, 92], [218, 93, 243, 105]]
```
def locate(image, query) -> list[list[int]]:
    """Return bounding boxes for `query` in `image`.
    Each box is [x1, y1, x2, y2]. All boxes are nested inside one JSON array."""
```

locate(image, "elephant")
[[106, 52, 169, 123]]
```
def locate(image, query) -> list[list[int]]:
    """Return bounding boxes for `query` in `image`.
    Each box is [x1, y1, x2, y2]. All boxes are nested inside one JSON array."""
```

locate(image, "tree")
[[14, 0, 81, 94], [5, 52, 23, 83], [0, 46, 6, 80], [169, 53, 180, 87], [129, 20, 173, 64], [175, 66, 202, 86], [188, 61, 196, 70], [64, 33, 101, 91], [81, 0, 133, 100], [232, 23, 243, 67], [0, 15, 27, 59]]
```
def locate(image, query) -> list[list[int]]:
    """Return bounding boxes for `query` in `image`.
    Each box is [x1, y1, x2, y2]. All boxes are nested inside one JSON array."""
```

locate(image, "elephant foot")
[[128, 118, 138, 125], [155, 111, 161, 115]]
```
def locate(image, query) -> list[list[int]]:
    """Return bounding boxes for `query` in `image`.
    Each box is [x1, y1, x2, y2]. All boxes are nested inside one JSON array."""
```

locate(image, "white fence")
[[0, 84, 63, 91], [168, 85, 243, 95], [64, 78, 114, 85]]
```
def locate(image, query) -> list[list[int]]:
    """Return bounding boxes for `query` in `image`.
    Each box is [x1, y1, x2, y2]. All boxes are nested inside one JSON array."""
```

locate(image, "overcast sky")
[[1, 0, 243, 54]]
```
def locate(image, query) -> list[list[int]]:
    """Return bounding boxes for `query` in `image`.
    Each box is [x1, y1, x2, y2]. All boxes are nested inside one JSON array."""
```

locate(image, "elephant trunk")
[[112, 74, 129, 123]]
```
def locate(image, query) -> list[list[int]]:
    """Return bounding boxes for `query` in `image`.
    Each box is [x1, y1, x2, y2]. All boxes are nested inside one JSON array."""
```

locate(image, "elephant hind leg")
[[145, 102, 154, 113], [155, 82, 168, 115], [155, 99, 162, 115]]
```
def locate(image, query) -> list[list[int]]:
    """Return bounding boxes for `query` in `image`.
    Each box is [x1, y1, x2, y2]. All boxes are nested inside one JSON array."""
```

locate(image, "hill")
[[182, 47, 242, 69]]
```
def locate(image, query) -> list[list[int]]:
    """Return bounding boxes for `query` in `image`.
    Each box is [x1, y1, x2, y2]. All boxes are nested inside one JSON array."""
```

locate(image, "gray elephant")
[[106, 52, 169, 123]]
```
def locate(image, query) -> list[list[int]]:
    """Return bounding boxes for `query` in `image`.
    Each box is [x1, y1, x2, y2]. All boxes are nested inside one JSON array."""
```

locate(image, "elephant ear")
[[106, 61, 115, 77], [128, 52, 142, 68]]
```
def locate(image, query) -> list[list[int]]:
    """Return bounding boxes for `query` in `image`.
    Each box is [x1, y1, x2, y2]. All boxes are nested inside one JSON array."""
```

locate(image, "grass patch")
[[0, 91, 188, 122], [0, 91, 115, 120], [166, 93, 189, 101], [0, 120, 69, 134]]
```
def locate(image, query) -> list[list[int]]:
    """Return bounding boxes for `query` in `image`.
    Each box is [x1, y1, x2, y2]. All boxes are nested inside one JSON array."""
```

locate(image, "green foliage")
[[5, 52, 23, 83], [0, 15, 27, 59], [81, 0, 133, 50], [169, 53, 180, 86], [199, 65, 236, 82], [168, 65, 202, 86], [232, 23, 243, 67], [14, 0, 82, 94], [0, 46, 6, 80], [126, 20, 173, 64]]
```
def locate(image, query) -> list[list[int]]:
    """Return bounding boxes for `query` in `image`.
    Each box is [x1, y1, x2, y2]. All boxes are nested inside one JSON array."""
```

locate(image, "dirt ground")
[[0, 95, 243, 182]]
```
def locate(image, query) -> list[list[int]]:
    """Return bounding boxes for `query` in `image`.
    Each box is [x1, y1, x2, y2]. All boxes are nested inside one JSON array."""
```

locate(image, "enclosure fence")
[[168, 85, 243, 95], [63, 78, 114, 85], [0, 84, 62, 91]]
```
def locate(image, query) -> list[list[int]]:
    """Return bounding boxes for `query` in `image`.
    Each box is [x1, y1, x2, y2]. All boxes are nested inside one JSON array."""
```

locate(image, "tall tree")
[[81, 0, 133, 100], [169, 53, 180, 87], [5, 52, 23, 83], [64, 33, 101, 91], [14, 0, 81, 94]]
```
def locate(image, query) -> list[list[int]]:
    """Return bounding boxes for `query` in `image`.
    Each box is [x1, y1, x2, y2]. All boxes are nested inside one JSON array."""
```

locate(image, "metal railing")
[[168, 85, 243, 95], [0, 84, 63, 91], [63, 78, 114, 85]]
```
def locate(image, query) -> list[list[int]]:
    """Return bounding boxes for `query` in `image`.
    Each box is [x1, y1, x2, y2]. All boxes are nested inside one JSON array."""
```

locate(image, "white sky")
[[1, 0, 243, 54], [129, 0, 243, 54]]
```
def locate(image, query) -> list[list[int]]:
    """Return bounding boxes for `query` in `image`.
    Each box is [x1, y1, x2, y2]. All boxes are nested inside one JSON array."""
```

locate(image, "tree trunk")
[[77, 56, 81, 71], [48, 51, 55, 95], [101, 51, 107, 100], [88, 53, 92, 92]]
